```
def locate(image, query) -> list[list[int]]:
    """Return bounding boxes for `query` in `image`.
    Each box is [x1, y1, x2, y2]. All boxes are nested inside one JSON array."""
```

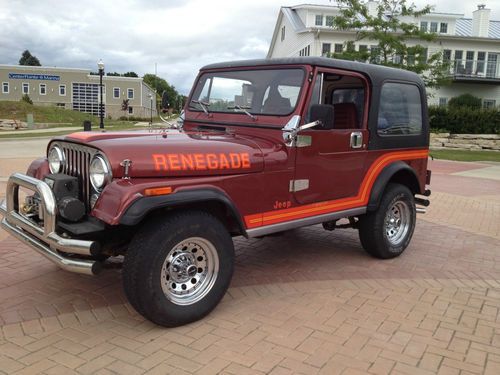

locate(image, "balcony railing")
[[448, 59, 500, 81]]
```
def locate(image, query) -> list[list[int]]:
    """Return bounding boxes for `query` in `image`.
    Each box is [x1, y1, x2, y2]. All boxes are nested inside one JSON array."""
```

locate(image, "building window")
[[477, 52, 486, 74], [439, 97, 448, 107], [322, 43, 331, 56], [420, 48, 428, 64], [443, 49, 451, 61], [56, 103, 65, 108], [359, 45, 368, 52], [325, 15, 334, 27], [2, 82, 9, 94], [300, 45, 311, 57], [430, 22, 438, 32], [39, 84, 46, 95], [483, 99, 496, 109], [334, 43, 343, 53], [281, 26, 286, 41], [128, 106, 133, 114], [440, 23, 448, 33], [59, 85, 66, 96], [454, 50, 464, 74], [113, 87, 120, 98], [22, 83, 29, 94], [127, 88, 134, 99], [466, 51, 475, 74], [420, 21, 428, 32], [370, 45, 381, 63], [315, 15, 323, 26]]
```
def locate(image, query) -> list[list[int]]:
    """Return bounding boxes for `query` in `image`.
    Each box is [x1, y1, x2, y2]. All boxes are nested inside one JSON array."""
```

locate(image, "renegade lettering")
[[153, 153, 251, 171]]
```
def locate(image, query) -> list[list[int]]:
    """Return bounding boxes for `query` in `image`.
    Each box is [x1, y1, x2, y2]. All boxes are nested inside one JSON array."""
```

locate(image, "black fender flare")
[[367, 161, 421, 211], [119, 188, 246, 235]]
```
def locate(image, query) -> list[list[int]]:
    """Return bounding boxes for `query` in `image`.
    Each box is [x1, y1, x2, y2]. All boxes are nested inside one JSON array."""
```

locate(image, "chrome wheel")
[[384, 200, 411, 246], [160, 237, 219, 306]]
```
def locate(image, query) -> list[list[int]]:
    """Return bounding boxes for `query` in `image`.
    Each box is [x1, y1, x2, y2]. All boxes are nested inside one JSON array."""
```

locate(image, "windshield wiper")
[[190, 100, 210, 116], [227, 105, 256, 120]]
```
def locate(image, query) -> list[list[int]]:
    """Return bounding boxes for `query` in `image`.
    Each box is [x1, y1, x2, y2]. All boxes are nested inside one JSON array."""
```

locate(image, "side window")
[[378, 83, 422, 135]]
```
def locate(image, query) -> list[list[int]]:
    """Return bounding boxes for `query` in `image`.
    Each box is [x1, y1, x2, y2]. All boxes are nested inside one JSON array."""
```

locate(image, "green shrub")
[[448, 94, 482, 110], [21, 94, 33, 105], [429, 105, 500, 134]]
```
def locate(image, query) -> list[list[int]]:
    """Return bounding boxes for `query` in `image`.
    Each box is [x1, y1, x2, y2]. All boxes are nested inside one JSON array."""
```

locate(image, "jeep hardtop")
[[0, 57, 431, 326]]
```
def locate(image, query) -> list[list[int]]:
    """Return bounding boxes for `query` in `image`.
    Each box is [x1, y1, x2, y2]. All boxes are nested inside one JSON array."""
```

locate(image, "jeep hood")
[[61, 130, 266, 178]]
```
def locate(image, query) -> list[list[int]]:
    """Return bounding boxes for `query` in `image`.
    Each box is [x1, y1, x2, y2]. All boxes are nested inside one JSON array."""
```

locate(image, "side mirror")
[[161, 91, 170, 112], [309, 104, 334, 130]]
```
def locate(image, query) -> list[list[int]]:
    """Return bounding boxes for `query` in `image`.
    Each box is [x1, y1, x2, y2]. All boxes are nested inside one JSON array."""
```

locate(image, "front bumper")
[[0, 173, 101, 275]]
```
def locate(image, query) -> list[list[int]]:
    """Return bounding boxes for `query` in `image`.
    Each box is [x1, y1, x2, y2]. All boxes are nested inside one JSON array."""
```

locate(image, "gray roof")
[[455, 18, 500, 39], [283, 7, 306, 32], [281, 5, 500, 40]]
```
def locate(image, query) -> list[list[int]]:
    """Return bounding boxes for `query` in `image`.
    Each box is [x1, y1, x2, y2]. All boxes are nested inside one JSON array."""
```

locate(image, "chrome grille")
[[54, 142, 97, 211]]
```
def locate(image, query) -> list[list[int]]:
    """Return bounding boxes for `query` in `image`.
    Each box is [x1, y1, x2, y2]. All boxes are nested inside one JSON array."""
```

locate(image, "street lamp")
[[97, 59, 105, 129], [149, 93, 153, 126]]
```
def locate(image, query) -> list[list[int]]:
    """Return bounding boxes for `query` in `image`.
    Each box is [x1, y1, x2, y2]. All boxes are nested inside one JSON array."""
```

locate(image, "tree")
[[331, 0, 450, 89], [121, 99, 130, 118], [19, 50, 41, 66], [21, 94, 33, 105], [143, 74, 180, 111], [123, 72, 138, 77], [106, 72, 121, 76]]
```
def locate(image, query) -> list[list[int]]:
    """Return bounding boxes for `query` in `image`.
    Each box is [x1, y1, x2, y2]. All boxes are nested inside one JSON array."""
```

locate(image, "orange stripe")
[[244, 150, 428, 229]]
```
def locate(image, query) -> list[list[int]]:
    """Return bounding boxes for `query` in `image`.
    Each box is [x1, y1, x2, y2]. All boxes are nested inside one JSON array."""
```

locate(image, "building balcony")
[[449, 59, 500, 84]]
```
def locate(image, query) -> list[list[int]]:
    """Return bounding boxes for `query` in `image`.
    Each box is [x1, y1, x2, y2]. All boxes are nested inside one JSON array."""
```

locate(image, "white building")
[[267, 2, 500, 107], [0, 65, 157, 119]]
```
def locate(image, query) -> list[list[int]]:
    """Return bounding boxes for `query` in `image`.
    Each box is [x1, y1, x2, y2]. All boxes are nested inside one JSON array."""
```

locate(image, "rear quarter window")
[[377, 83, 422, 136]]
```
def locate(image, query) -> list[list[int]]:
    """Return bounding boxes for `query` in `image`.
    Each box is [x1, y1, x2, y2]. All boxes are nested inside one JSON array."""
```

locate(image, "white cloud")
[[1, 0, 499, 94]]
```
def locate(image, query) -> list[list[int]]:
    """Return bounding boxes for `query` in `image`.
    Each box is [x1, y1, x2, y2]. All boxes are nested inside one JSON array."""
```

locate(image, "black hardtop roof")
[[201, 57, 423, 85]]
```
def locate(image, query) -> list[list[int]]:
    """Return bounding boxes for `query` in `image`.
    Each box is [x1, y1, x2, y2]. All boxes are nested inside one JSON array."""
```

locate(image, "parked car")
[[0, 57, 431, 327]]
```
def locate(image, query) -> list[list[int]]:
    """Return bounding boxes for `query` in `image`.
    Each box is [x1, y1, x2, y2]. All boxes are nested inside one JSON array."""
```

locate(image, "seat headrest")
[[333, 103, 358, 129]]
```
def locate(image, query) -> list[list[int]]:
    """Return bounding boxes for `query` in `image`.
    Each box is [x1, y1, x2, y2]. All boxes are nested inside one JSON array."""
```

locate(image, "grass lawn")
[[430, 149, 500, 162], [0, 101, 96, 125]]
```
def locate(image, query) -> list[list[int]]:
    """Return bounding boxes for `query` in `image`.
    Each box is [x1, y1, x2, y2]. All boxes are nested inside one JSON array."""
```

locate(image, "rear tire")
[[123, 211, 234, 327], [359, 183, 416, 259]]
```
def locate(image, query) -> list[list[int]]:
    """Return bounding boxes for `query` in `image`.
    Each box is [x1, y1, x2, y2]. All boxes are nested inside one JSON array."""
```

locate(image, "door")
[[487, 53, 499, 78], [292, 69, 368, 205]]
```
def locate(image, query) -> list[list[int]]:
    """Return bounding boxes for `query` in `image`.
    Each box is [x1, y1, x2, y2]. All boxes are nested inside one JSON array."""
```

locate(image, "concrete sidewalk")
[[0, 149, 500, 374]]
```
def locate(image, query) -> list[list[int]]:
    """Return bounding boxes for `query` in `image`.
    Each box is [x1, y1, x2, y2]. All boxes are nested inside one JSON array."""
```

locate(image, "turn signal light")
[[144, 187, 173, 196]]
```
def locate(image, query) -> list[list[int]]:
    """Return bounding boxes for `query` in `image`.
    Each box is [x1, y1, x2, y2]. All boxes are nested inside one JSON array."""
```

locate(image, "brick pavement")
[[0, 153, 500, 374]]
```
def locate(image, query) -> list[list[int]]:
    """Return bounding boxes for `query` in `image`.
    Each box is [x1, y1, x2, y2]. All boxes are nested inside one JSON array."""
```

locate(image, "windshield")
[[189, 68, 305, 116]]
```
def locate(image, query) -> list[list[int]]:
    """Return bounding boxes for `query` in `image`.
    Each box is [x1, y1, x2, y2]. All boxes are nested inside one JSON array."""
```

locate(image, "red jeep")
[[0, 58, 430, 327]]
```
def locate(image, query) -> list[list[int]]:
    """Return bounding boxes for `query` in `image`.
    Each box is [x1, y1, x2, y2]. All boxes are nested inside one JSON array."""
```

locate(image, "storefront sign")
[[8, 73, 60, 81]]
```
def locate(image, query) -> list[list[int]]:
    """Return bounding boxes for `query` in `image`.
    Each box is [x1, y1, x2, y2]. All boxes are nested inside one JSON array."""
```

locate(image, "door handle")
[[350, 132, 363, 149]]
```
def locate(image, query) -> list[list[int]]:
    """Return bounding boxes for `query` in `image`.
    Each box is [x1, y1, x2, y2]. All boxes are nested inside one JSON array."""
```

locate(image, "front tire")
[[123, 211, 234, 327], [359, 183, 416, 259]]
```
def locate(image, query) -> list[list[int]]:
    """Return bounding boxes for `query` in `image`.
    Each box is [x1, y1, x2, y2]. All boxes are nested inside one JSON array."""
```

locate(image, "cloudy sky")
[[1, 0, 499, 94]]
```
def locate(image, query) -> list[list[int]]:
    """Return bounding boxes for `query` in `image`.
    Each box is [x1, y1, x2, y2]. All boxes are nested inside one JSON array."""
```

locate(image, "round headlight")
[[48, 146, 65, 174], [90, 155, 111, 191]]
